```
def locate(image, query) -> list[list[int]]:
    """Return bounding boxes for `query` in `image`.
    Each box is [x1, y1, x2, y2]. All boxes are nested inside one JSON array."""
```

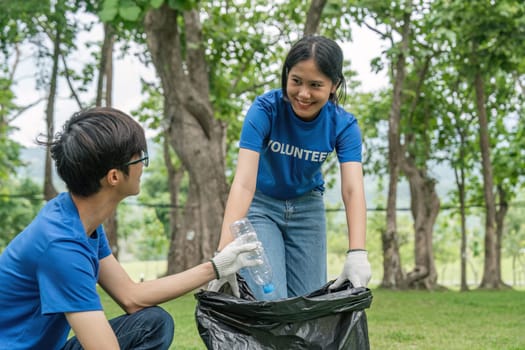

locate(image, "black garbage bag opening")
[[195, 275, 372, 350]]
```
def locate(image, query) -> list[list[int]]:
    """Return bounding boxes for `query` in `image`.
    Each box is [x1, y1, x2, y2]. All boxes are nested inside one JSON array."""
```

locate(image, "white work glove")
[[207, 274, 240, 297], [208, 237, 262, 297], [330, 250, 371, 289]]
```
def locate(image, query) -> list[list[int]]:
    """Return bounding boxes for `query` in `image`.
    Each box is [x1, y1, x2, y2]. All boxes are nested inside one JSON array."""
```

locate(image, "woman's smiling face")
[[286, 58, 337, 121]]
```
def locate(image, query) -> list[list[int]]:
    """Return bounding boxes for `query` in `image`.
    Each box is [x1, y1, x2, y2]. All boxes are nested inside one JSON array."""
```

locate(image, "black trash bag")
[[195, 275, 372, 350]]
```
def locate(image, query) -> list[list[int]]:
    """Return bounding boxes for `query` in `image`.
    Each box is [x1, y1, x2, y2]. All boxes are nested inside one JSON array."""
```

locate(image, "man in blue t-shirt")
[[0, 107, 261, 350]]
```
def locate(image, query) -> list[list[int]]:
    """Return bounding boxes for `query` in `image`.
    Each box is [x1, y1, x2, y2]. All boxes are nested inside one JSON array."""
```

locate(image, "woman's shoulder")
[[326, 102, 357, 124], [249, 89, 286, 117], [256, 88, 284, 104]]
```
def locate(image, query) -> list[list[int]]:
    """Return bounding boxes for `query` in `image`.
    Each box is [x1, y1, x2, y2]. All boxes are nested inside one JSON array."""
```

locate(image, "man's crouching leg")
[[63, 306, 175, 350]]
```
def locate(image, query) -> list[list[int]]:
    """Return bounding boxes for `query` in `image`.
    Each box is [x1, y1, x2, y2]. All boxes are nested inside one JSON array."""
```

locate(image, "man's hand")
[[208, 237, 261, 297], [330, 250, 371, 289]]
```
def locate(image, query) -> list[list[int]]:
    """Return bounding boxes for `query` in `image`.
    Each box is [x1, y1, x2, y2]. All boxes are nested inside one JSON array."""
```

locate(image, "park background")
[[1, 1, 525, 349]]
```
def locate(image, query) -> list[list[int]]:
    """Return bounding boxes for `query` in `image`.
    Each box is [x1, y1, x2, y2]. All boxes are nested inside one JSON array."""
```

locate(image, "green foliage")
[[350, 90, 391, 176], [99, 0, 197, 22], [139, 148, 187, 232], [98, 0, 119, 21], [118, 4, 141, 21], [1, 0, 104, 113], [326, 208, 414, 278], [100, 0, 135, 22], [0, 177, 43, 251], [1, 0, 523, 290], [131, 209, 168, 261], [132, 78, 165, 138], [0, 1, 49, 50], [434, 208, 480, 266], [115, 145, 189, 261], [0, 132, 22, 180], [430, 0, 525, 210], [434, 0, 525, 77], [0, 59, 24, 187], [128, 79, 190, 251], [118, 199, 170, 261], [503, 196, 525, 277], [167, 0, 196, 11]]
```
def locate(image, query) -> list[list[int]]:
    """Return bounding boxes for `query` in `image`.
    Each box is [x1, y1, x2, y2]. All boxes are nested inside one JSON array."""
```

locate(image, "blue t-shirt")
[[240, 89, 362, 199], [0, 192, 112, 350]]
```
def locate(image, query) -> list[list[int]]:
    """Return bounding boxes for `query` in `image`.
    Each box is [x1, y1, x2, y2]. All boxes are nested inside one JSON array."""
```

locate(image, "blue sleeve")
[[239, 95, 273, 152], [336, 117, 363, 163], [98, 226, 113, 259], [37, 240, 103, 315]]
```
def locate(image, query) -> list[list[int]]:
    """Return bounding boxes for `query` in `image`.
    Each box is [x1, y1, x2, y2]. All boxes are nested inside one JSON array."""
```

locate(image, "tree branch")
[[60, 54, 84, 110], [7, 98, 46, 123]]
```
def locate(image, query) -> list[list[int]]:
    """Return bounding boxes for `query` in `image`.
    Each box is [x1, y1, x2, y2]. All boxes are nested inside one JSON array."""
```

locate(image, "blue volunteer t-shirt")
[[240, 89, 362, 200], [0, 192, 112, 350]]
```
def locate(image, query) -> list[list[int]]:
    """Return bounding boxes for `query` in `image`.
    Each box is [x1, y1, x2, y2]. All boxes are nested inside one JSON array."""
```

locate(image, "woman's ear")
[[332, 79, 343, 94], [331, 79, 340, 94]]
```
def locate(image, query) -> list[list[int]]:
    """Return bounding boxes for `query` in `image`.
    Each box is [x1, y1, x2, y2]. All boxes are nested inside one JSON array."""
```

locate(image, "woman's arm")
[[340, 161, 367, 249], [330, 161, 371, 289], [218, 148, 260, 250]]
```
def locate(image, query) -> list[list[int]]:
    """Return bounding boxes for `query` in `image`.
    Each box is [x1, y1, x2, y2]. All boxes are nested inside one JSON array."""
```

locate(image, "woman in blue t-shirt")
[[210, 35, 372, 300]]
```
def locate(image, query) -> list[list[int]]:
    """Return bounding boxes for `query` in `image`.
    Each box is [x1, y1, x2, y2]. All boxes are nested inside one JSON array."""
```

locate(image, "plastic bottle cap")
[[263, 283, 275, 294]]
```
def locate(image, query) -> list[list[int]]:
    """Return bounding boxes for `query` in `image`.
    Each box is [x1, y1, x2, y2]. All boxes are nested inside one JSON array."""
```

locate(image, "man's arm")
[[98, 236, 260, 314], [98, 254, 216, 314], [65, 311, 119, 349]]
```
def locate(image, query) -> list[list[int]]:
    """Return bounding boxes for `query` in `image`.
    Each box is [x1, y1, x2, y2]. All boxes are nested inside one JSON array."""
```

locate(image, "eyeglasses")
[[122, 151, 149, 168]]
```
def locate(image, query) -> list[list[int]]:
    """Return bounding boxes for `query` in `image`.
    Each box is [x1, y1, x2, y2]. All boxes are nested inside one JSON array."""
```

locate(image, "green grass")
[[367, 289, 525, 350], [100, 287, 525, 350]]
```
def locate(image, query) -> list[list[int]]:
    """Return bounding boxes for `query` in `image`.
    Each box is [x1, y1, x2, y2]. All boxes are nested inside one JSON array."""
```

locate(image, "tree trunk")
[[96, 23, 119, 258], [455, 163, 469, 291], [495, 185, 510, 288], [163, 135, 185, 275], [96, 23, 114, 107], [397, 54, 440, 290], [452, 123, 470, 291], [104, 24, 114, 107], [473, 70, 501, 289], [43, 26, 60, 201], [144, 6, 229, 271], [303, 0, 327, 35], [380, 11, 411, 289], [401, 160, 440, 290]]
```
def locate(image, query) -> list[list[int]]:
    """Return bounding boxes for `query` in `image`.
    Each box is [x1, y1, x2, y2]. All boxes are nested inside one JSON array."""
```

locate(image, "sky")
[[10, 24, 387, 148]]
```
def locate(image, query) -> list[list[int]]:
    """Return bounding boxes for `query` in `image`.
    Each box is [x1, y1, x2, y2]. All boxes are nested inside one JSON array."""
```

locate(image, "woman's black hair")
[[281, 35, 347, 105]]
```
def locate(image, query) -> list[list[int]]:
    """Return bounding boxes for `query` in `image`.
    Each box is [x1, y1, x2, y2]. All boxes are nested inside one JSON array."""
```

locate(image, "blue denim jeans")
[[62, 306, 174, 350], [241, 190, 327, 300]]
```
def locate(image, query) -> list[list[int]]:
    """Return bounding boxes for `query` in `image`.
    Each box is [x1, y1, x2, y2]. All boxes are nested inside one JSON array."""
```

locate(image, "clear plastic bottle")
[[230, 218, 275, 294]]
